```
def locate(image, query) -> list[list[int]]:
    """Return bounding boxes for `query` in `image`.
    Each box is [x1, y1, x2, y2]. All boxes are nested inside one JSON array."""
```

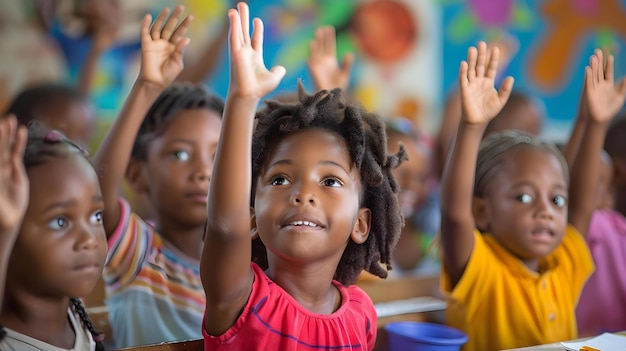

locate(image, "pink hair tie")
[[93, 333, 106, 342], [43, 130, 64, 143]]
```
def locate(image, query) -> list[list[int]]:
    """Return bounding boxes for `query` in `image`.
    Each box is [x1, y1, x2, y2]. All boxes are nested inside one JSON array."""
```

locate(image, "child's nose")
[[74, 225, 100, 251], [535, 198, 555, 219], [290, 183, 317, 206], [192, 157, 212, 182]]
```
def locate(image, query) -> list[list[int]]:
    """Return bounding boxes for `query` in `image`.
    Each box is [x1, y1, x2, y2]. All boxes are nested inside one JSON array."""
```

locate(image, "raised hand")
[[307, 26, 354, 92], [0, 116, 28, 236], [139, 6, 193, 89], [459, 41, 514, 125], [585, 49, 626, 123], [82, 0, 122, 52], [228, 2, 285, 100]]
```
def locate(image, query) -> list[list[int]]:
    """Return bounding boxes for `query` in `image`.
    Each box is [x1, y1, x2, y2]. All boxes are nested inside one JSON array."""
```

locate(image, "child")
[[201, 3, 403, 350], [0, 116, 107, 350], [6, 83, 97, 149], [385, 118, 439, 274], [440, 43, 624, 350], [92, 6, 223, 348]]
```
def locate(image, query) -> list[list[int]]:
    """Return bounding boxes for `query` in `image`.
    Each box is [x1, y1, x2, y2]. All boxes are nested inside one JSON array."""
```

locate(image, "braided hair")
[[131, 83, 225, 160], [474, 130, 569, 219], [251, 84, 406, 285], [0, 124, 105, 349]]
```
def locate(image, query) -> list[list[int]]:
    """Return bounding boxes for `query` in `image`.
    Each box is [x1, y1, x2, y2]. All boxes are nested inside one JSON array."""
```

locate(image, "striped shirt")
[[103, 199, 205, 348]]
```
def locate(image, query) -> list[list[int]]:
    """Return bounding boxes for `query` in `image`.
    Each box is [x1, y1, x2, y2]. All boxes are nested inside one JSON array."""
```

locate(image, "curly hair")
[[0, 125, 105, 349], [131, 83, 225, 160], [250, 84, 406, 285]]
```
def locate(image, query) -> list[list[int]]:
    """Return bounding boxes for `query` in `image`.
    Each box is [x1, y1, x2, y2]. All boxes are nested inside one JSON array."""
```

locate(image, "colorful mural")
[[441, 0, 626, 141]]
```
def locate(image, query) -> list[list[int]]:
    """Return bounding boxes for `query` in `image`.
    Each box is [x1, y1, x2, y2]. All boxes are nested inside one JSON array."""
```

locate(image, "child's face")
[[254, 128, 370, 265], [39, 99, 96, 148], [141, 108, 222, 228], [476, 146, 568, 264], [9, 153, 107, 299], [388, 134, 429, 217]]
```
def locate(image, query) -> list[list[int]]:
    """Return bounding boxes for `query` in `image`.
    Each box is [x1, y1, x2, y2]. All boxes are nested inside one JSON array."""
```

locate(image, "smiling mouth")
[[287, 220, 321, 228]]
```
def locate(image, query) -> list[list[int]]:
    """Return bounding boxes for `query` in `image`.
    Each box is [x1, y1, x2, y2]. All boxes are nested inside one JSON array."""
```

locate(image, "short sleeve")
[[103, 198, 154, 289]]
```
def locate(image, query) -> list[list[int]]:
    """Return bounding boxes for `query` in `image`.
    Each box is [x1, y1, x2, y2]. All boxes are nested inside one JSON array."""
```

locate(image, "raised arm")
[[563, 77, 589, 168], [177, 17, 229, 84], [77, 0, 121, 95], [92, 6, 192, 235], [0, 115, 28, 315], [440, 42, 513, 287], [202, 2, 285, 336], [569, 50, 626, 235], [307, 26, 354, 92]]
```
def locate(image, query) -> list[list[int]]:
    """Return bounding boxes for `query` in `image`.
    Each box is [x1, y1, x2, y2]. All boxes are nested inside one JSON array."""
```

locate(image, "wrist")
[[133, 79, 167, 98]]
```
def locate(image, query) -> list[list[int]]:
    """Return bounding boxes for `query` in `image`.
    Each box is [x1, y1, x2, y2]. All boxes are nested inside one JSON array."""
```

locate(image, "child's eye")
[[90, 211, 103, 224], [48, 217, 68, 230], [271, 176, 291, 186], [553, 195, 567, 207], [322, 177, 343, 188], [172, 150, 190, 161], [517, 194, 533, 204]]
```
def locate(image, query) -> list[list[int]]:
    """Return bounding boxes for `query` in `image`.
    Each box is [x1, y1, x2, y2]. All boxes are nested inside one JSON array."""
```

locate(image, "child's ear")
[[472, 197, 489, 233], [125, 159, 149, 194], [250, 208, 259, 239], [351, 208, 371, 244]]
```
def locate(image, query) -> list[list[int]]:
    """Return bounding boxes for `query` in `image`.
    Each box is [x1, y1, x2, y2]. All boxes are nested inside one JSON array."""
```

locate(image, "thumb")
[[270, 65, 286, 82], [617, 77, 626, 97], [341, 53, 355, 73], [498, 76, 514, 104]]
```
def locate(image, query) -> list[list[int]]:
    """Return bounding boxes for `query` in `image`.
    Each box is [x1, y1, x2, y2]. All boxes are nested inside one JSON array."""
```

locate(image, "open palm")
[[585, 50, 626, 123], [139, 6, 192, 89], [0, 116, 28, 235], [459, 42, 514, 125], [228, 2, 285, 100], [307, 26, 353, 92]]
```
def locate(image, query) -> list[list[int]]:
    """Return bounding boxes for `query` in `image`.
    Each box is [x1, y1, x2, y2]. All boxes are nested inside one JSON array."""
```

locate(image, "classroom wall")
[[1, 0, 625, 142]]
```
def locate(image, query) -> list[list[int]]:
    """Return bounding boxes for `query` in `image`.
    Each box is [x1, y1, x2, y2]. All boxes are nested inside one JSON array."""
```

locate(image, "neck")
[[521, 259, 540, 272], [155, 217, 205, 260], [1, 291, 74, 348], [266, 255, 342, 315]]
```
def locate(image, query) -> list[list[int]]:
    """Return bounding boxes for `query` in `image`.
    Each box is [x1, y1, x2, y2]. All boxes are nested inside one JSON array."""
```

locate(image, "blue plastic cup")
[[385, 321, 468, 351]]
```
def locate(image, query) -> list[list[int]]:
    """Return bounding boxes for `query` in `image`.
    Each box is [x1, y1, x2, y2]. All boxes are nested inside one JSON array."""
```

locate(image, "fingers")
[[498, 76, 515, 104], [617, 77, 626, 97], [140, 14, 152, 46], [584, 65, 594, 92], [324, 26, 337, 54], [595, 49, 604, 83], [161, 5, 185, 41], [170, 15, 193, 44], [341, 53, 355, 72], [458, 60, 469, 89], [486, 46, 500, 79], [251, 18, 263, 54], [238, 2, 250, 44], [12, 125, 27, 168], [605, 54, 615, 83], [475, 41, 487, 78], [467, 46, 477, 81], [589, 55, 599, 87], [150, 8, 170, 40], [229, 8, 243, 49]]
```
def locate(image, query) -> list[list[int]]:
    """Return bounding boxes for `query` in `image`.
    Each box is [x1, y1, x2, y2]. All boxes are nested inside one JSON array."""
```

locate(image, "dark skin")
[[2, 152, 106, 348], [440, 44, 622, 288], [201, 3, 371, 336], [92, 7, 197, 256], [0, 116, 28, 317]]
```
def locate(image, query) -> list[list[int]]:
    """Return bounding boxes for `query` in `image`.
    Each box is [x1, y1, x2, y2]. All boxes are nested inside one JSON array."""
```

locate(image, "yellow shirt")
[[441, 225, 594, 351]]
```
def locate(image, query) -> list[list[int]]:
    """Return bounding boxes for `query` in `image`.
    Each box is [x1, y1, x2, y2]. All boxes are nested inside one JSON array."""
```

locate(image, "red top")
[[203, 263, 377, 350]]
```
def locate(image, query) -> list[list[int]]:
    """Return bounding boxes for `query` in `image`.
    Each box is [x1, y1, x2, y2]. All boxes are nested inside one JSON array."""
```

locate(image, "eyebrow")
[[168, 139, 195, 145], [511, 181, 568, 192], [44, 195, 104, 211], [267, 159, 351, 175]]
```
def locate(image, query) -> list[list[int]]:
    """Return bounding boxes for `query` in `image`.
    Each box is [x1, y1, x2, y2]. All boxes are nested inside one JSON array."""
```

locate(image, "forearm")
[[568, 119, 610, 235], [206, 95, 258, 238], [177, 23, 229, 84], [92, 81, 163, 231], [77, 46, 105, 95], [563, 109, 588, 169], [441, 121, 484, 223]]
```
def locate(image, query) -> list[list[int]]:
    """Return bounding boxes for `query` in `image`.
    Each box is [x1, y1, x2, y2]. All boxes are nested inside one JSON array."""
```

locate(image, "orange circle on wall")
[[351, 0, 417, 64]]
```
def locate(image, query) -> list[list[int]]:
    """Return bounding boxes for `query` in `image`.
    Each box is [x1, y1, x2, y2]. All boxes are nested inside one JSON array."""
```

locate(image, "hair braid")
[[70, 298, 105, 351]]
